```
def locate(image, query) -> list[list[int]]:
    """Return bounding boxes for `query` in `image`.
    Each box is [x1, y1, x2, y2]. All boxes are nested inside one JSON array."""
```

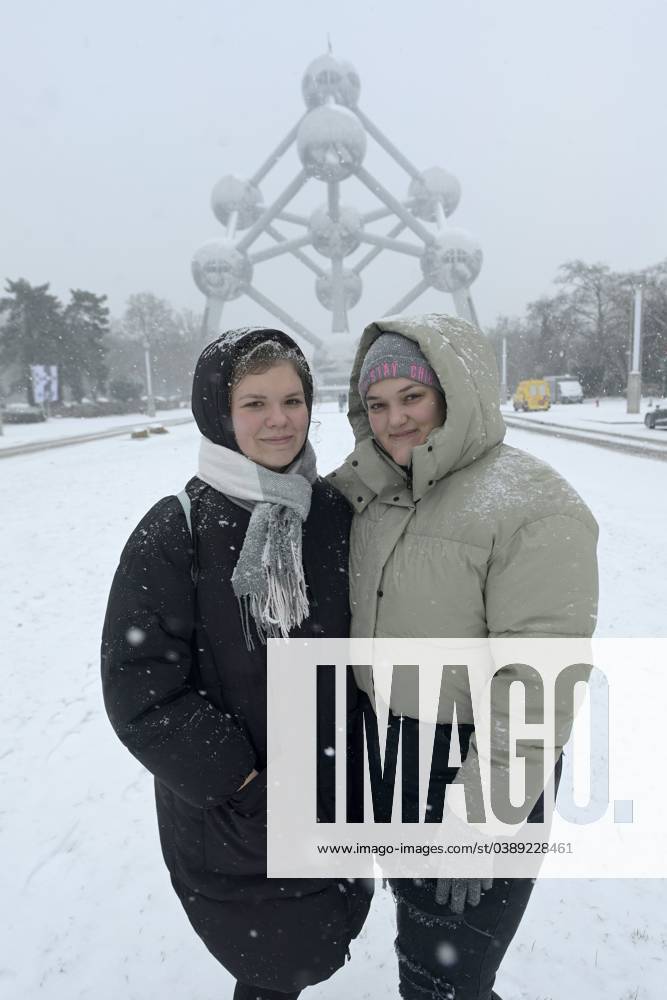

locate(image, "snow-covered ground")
[[501, 396, 667, 450], [0, 407, 191, 451], [1, 396, 664, 455], [503, 396, 662, 426], [1, 405, 665, 1000]]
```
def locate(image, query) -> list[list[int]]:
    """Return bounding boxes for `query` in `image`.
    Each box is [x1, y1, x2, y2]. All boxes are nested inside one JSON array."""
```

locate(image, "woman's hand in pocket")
[[236, 769, 259, 791]]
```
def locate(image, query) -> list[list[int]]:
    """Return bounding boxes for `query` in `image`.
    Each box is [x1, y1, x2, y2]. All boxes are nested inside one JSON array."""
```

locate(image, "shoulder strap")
[[175, 489, 192, 536], [175, 488, 198, 585]]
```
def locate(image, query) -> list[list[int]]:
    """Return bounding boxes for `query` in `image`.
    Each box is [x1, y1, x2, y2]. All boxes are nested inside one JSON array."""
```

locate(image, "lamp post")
[[500, 334, 508, 403], [143, 336, 156, 417], [626, 283, 643, 414]]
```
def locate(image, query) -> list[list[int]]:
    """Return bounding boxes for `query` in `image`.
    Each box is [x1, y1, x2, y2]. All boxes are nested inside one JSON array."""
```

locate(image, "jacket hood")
[[191, 327, 313, 450], [343, 313, 505, 502]]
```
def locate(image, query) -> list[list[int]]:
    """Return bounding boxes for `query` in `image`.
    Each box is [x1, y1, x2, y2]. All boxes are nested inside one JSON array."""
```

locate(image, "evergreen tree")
[[62, 289, 110, 401], [0, 279, 63, 403]]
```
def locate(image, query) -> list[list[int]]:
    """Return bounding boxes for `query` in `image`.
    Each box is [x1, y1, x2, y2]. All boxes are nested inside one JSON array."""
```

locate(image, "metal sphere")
[[309, 204, 363, 258], [408, 166, 461, 222], [297, 106, 366, 182], [420, 229, 483, 292], [211, 176, 263, 230], [302, 53, 361, 109], [191, 239, 253, 301], [315, 270, 363, 310]]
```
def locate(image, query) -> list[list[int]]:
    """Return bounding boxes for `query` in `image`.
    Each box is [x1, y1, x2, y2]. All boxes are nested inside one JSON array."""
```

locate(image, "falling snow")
[[126, 626, 146, 646]]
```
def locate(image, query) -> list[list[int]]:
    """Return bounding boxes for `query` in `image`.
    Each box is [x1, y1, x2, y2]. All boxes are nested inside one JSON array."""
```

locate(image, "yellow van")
[[512, 379, 550, 411]]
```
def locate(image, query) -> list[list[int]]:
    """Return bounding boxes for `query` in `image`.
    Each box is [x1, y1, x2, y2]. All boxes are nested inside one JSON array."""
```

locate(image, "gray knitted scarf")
[[198, 435, 318, 650]]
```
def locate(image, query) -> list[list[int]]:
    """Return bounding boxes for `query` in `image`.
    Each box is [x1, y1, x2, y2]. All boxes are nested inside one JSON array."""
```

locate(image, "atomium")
[[408, 166, 461, 222], [302, 53, 360, 109], [192, 239, 252, 301], [211, 176, 263, 231], [193, 52, 483, 381], [309, 205, 363, 258], [297, 106, 367, 183], [420, 229, 483, 294], [315, 270, 362, 311]]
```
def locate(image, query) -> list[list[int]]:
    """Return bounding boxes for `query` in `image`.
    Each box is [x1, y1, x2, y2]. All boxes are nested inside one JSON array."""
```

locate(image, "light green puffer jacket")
[[328, 313, 599, 823]]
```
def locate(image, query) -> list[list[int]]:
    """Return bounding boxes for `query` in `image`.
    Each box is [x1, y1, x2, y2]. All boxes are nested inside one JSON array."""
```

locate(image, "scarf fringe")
[[237, 536, 310, 651]]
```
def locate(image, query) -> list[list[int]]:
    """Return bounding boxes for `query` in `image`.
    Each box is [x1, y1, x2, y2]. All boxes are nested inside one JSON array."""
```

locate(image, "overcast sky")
[[2, 0, 665, 339]]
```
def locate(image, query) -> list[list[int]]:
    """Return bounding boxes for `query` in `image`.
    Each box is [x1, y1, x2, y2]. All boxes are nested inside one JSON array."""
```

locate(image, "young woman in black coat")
[[101, 328, 372, 1000]]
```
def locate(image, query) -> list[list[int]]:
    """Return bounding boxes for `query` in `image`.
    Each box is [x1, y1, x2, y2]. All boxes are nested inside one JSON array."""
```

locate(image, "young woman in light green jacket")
[[329, 314, 599, 1000]]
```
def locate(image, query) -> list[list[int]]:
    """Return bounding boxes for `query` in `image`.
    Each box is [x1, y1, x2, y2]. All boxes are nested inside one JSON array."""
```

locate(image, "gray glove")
[[435, 877, 494, 914]]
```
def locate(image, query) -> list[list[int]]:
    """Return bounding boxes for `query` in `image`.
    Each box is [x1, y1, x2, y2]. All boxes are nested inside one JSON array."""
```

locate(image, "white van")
[[544, 375, 584, 404], [556, 379, 584, 404]]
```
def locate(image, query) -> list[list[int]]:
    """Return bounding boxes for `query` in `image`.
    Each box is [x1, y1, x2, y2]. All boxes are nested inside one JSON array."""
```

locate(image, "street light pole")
[[500, 335, 508, 403], [626, 284, 643, 414], [143, 337, 156, 417]]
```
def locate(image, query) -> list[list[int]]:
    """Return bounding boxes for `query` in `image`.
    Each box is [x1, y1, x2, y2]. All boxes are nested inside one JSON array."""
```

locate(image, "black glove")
[[435, 877, 494, 914]]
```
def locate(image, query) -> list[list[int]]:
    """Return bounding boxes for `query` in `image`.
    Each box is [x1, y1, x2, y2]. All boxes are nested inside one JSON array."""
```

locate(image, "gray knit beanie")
[[358, 332, 443, 404]]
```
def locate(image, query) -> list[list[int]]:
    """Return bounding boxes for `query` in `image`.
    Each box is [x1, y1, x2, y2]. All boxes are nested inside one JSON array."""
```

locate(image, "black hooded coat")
[[101, 329, 372, 991]]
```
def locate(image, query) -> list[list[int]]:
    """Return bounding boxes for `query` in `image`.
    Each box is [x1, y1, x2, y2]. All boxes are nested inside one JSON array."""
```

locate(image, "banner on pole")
[[30, 365, 58, 404]]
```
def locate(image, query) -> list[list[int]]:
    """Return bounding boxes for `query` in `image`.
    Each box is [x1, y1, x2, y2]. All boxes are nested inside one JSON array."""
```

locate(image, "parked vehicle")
[[544, 375, 584, 404], [512, 379, 551, 411], [644, 405, 667, 429], [2, 402, 46, 423]]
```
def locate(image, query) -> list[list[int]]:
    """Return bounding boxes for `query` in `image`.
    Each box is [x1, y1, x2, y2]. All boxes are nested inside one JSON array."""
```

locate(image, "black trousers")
[[359, 693, 562, 1000], [390, 873, 546, 1000]]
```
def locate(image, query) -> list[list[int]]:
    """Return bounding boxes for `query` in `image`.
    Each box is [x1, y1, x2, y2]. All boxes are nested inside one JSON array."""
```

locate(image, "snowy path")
[[1, 409, 664, 1000], [0, 408, 193, 457]]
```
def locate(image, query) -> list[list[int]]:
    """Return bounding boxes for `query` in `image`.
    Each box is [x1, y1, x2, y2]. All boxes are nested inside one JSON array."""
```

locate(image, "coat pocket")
[[227, 768, 268, 817], [203, 770, 268, 875]]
